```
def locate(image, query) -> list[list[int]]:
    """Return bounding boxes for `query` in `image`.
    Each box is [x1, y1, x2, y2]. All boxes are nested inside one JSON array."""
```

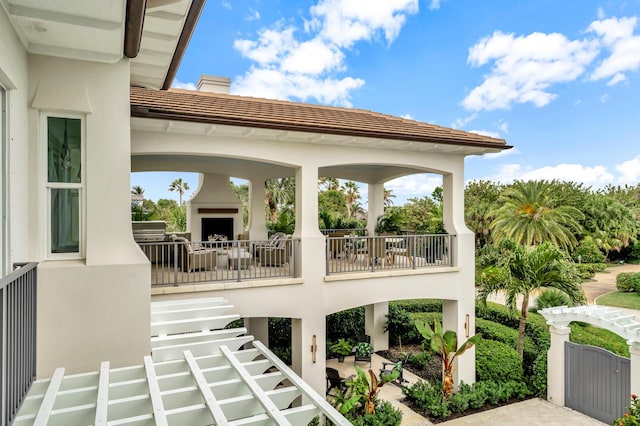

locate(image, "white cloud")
[[245, 8, 261, 21], [452, 113, 478, 128], [232, 0, 419, 106], [401, 113, 414, 119], [463, 31, 599, 111], [221, 1, 231, 10], [484, 163, 614, 186], [615, 155, 640, 184], [481, 147, 519, 160], [597, 7, 606, 20], [497, 120, 509, 134], [469, 129, 501, 139], [589, 17, 640, 83], [429, 0, 444, 10], [386, 173, 443, 204], [171, 80, 197, 90], [600, 93, 610, 102]]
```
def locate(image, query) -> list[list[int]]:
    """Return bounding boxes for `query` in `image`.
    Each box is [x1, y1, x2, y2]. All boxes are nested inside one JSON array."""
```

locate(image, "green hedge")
[[476, 302, 550, 350], [475, 339, 524, 383], [617, 272, 640, 292], [475, 318, 537, 371], [570, 322, 630, 357], [575, 263, 606, 280], [327, 307, 365, 341]]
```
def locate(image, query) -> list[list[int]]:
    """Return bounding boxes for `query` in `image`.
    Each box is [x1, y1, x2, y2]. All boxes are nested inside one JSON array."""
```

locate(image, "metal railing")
[[1, 262, 37, 426], [320, 228, 367, 236], [139, 238, 299, 287], [326, 234, 455, 275]]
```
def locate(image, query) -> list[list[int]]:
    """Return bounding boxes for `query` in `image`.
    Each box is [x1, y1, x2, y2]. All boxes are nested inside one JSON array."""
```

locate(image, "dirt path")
[[581, 262, 640, 303]]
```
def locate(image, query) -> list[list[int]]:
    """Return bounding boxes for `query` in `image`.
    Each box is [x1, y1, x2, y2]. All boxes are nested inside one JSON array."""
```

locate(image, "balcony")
[[141, 234, 455, 288]]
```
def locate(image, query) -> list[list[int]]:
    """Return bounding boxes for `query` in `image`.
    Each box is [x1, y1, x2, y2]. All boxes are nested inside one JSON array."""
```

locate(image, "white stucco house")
[[0, 0, 511, 423]]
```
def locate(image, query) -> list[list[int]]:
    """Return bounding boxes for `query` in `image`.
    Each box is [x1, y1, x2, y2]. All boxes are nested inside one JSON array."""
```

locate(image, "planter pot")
[[337, 355, 345, 363]]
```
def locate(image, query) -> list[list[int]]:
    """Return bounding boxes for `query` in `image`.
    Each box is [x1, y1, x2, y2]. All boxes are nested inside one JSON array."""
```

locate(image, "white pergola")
[[540, 305, 640, 406], [15, 298, 350, 425]]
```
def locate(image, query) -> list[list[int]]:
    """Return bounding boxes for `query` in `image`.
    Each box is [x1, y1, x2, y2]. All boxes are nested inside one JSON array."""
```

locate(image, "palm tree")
[[169, 178, 190, 206], [265, 178, 295, 224], [319, 177, 340, 191], [341, 180, 361, 219], [490, 180, 583, 251], [477, 241, 585, 358], [131, 185, 144, 196], [383, 188, 396, 207]]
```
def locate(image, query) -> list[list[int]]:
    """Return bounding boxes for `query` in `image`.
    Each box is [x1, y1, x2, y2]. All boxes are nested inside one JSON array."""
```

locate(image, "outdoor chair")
[[380, 360, 407, 385], [257, 234, 292, 266], [326, 367, 354, 396], [171, 235, 217, 273], [352, 335, 372, 366]]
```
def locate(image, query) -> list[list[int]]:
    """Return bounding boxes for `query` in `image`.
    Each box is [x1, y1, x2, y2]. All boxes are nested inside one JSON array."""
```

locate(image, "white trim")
[[41, 112, 86, 260], [0, 84, 8, 275]]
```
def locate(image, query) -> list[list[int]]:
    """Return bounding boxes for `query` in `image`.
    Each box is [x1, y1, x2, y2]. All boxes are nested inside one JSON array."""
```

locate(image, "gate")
[[565, 341, 630, 424]]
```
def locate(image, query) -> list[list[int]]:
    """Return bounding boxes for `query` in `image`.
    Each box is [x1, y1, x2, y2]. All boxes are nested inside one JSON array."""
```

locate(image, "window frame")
[[43, 113, 86, 260]]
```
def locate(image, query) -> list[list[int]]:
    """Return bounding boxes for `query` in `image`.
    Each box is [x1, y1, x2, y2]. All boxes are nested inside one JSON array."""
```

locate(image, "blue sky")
[[133, 0, 640, 206]]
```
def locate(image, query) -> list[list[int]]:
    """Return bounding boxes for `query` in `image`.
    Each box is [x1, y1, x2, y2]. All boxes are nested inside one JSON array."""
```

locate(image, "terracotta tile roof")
[[130, 87, 510, 149]]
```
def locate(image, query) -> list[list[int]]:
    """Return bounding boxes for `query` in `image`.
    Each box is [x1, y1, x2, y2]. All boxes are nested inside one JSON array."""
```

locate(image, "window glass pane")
[[48, 117, 81, 183], [51, 188, 79, 253]]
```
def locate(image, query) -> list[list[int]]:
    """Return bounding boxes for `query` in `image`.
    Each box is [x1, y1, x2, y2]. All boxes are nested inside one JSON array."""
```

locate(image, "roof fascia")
[[161, 0, 206, 90]]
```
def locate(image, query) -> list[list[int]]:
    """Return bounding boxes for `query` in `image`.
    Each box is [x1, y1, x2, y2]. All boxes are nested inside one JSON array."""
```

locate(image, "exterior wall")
[[27, 56, 150, 376], [0, 7, 30, 266]]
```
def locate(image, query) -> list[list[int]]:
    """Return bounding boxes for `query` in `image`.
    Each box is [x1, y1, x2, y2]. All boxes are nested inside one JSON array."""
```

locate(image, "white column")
[[293, 165, 324, 280], [291, 316, 326, 395], [365, 302, 389, 352], [442, 300, 475, 386], [244, 317, 269, 349], [247, 177, 268, 241], [547, 325, 571, 406], [630, 344, 640, 399], [367, 183, 384, 235]]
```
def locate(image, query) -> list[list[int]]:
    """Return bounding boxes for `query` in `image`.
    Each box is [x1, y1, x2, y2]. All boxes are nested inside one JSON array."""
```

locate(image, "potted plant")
[[330, 338, 353, 362], [353, 341, 373, 357]]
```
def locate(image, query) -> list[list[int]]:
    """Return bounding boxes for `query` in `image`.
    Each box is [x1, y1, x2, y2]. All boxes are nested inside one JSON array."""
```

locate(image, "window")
[[45, 115, 84, 257]]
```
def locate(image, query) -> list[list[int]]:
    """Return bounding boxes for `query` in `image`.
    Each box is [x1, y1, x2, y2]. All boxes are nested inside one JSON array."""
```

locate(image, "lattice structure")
[[15, 297, 349, 425], [540, 305, 640, 348]]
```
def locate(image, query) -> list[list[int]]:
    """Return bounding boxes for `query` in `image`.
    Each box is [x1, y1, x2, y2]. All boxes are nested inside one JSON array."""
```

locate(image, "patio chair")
[[171, 235, 217, 272], [380, 360, 407, 385], [326, 367, 354, 396], [257, 234, 292, 266], [352, 335, 372, 366]]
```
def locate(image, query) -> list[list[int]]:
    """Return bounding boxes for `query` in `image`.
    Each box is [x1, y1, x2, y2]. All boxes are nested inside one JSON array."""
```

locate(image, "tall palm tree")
[[383, 188, 396, 207], [477, 241, 585, 358], [265, 178, 295, 224], [491, 180, 583, 251], [319, 177, 340, 191], [131, 185, 145, 196], [341, 180, 361, 218], [169, 178, 190, 206]]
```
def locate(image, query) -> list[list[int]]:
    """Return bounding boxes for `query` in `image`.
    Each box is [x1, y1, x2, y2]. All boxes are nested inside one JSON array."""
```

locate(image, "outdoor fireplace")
[[201, 217, 234, 241]]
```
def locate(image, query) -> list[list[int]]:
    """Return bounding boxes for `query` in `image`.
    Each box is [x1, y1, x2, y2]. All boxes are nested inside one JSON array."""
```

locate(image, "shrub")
[[269, 317, 292, 364], [385, 305, 416, 346], [573, 236, 606, 264], [614, 394, 640, 426], [402, 380, 450, 419], [532, 289, 571, 311], [475, 318, 537, 373], [347, 401, 403, 426], [476, 302, 550, 350], [617, 272, 637, 292], [570, 322, 630, 357], [530, 352, 547, 398], [575, 263, 603, 280], [406, 351, 431, 370], [327, 307, 365, 341], [475, 339, 524, 383]]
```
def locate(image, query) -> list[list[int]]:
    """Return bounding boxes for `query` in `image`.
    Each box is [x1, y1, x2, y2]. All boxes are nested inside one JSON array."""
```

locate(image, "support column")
[[247, 177, 268, 241], [367, 183, 384, 235], [365, 302, 389, 352], [547, 325, 571, 406], [442, 300, 475, 386], [291, 316, 326, 395], [293, 165, 324, 280], [630, 344, 640, 398], [244, 317, 269, 348]]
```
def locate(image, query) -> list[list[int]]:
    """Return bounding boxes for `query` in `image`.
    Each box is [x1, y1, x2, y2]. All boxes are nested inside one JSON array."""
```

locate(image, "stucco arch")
[[540, 305, 640, 407]]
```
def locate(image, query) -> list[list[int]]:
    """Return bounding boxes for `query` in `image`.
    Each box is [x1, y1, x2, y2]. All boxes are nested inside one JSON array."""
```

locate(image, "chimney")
[[197, 75, 231, 94]]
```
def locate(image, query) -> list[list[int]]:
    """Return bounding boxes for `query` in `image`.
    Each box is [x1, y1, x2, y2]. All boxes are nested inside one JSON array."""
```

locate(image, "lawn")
[[597, 291, 640, 310]]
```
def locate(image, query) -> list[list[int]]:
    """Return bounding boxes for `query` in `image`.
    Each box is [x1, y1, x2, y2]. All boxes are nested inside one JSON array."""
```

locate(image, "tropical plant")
[[265, 178, 295, 223], [329, 338, 353, 360], [414, 319, 481, 397], [532, 289, 571, 311], [465, 180, 502, 247], [168, 178, 190, 206], [336, 366, 399, 417], [166, 205, 187, 232], [131, 185, 145, 196], [341, 180, 361, 219], [477, 241, 586, 358], [383, 188, 396, 207], [375, 210, 403, 234], [490, 180, 584, 251], [614, 393, 639, 426], [353, 342, 373, 357]]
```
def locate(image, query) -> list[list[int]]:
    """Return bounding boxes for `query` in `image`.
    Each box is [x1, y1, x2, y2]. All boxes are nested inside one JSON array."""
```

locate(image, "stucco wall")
[[27, 56, 150, 376]]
